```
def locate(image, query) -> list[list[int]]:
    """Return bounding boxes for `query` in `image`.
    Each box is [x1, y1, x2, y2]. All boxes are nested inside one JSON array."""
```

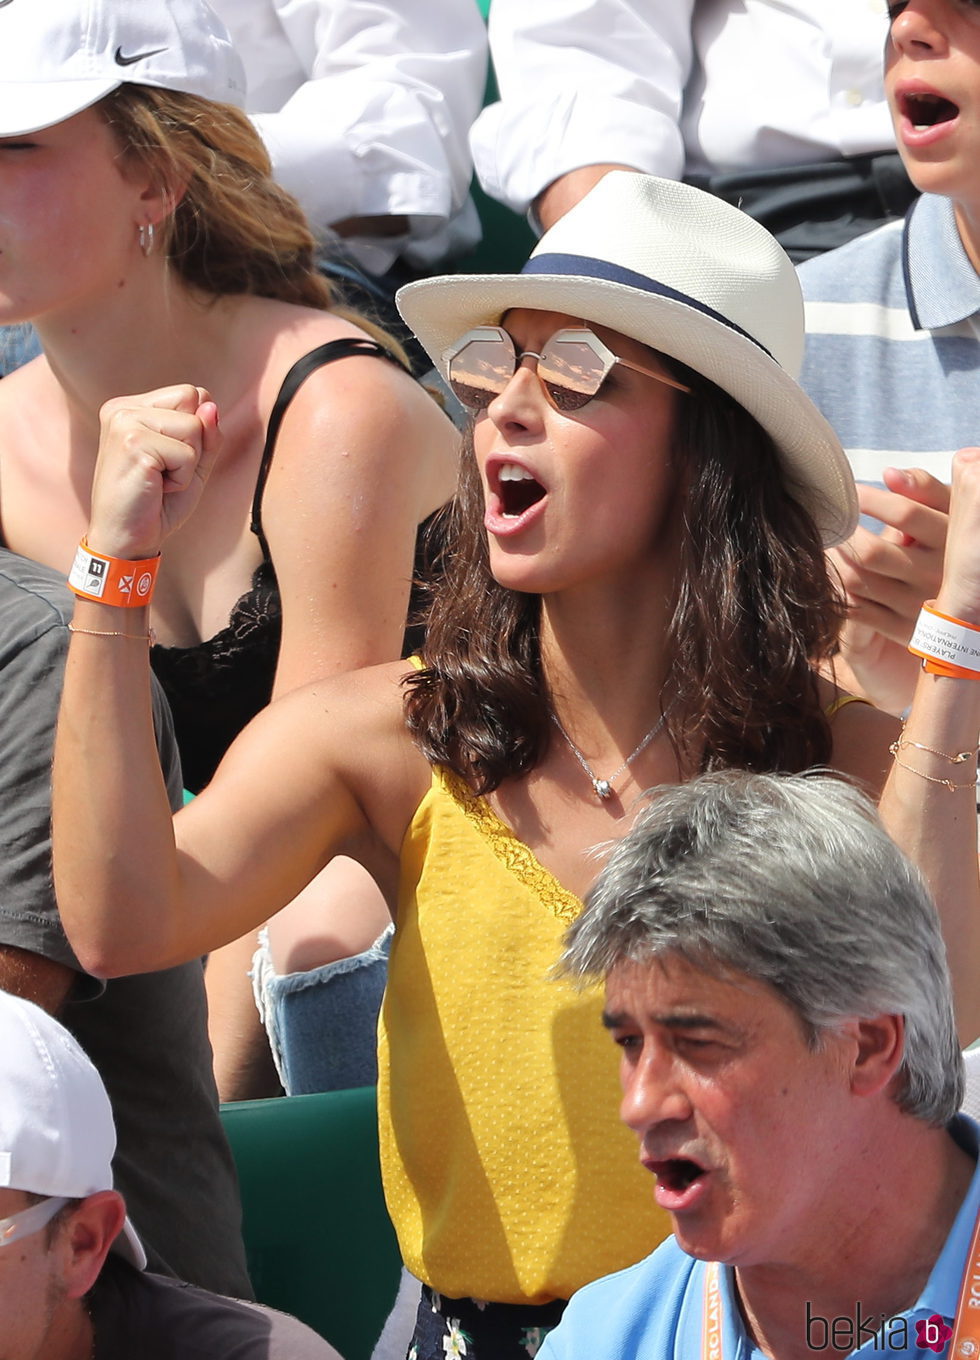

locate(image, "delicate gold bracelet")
[[889, 752, 977, 792], [67, 623, 153, 643], [889, 736, 976, 765]]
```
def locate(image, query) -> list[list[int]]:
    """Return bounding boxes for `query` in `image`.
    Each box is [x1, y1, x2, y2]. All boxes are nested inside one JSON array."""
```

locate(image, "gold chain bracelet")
[[889, 752, 977, 793], [889, 736, 976, 765], [67, 624, 153, 643]]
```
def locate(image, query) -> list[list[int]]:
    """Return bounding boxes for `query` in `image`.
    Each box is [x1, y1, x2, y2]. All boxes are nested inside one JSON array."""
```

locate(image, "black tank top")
[[150, 338, 437, 793]]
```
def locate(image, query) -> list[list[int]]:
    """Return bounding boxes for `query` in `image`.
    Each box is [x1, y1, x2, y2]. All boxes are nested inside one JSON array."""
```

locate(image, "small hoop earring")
[[138, 221, 155, 257]]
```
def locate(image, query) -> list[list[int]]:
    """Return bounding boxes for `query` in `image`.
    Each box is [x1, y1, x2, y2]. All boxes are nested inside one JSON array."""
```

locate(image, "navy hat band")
[[521, 253, 773, 361]]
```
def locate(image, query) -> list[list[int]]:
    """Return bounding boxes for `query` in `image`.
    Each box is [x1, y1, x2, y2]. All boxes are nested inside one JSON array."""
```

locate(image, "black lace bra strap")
[[250, 337, 402, 558]]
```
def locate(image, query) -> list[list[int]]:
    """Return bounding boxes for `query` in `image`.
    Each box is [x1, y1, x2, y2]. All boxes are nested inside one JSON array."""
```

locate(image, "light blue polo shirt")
[[799, 194, 980, 491], [538, 1118, 980, 1360]]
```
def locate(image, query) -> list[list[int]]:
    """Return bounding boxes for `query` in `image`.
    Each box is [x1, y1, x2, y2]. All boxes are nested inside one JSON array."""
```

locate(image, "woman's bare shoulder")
[[0, 353, 58, 414], [0, 357, 70, 483], [263, 659, 421, 749], [244, 299, 458, 506], [246, 297, 450, 419], [231, 659, 432, 841], [299, 657, 421, 722], [239, 296, 390, 371]]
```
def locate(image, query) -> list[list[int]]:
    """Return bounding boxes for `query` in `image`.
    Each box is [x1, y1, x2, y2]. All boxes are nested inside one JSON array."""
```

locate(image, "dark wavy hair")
[[404, 358, 845, 793]]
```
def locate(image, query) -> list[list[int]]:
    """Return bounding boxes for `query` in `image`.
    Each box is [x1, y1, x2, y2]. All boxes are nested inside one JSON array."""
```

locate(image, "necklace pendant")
[[593, 778, 613, 801]]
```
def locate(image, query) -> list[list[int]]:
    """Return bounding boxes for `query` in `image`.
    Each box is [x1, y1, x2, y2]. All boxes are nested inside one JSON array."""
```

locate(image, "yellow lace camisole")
[[377, 762, 671, 1306]]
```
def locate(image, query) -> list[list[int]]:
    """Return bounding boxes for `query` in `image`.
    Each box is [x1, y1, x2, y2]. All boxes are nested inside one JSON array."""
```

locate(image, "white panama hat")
[[0, 990, 146, 1269], [0, 0, 245, 138], [397, 172, 858, 547]]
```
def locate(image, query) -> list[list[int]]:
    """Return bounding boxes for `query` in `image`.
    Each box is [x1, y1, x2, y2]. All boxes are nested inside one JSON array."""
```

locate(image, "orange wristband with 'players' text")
[[908, 600, 980, 680]]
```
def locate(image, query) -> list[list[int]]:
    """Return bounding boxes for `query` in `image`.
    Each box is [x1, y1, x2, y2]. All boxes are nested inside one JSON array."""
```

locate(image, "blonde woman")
[[0, 0, 456, 1095]]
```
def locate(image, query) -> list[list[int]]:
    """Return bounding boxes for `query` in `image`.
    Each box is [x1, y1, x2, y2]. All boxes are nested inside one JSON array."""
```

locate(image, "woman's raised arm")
[[54, 644, 377, 975], [878, 448, 980, 1045], [51, 387, 400, 977]]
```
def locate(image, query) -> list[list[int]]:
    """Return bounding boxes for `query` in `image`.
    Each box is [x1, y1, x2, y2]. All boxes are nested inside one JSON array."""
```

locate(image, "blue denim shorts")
[[251, 924, 392, 1094]]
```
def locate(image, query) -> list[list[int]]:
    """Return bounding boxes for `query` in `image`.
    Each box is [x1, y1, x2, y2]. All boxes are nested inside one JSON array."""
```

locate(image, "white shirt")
[[209, 0, 488, 272], [471, 0, 897, 216]]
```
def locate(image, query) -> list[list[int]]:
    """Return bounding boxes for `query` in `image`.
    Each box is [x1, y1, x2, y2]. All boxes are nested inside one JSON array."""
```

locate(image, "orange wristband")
[[67, 539, 160, 608], [908, 601, 980, 680], [922, 658, 980, 680]]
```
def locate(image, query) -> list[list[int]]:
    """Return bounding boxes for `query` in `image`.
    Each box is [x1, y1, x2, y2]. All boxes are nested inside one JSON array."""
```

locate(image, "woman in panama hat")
[[52, 172, 980, 1357]]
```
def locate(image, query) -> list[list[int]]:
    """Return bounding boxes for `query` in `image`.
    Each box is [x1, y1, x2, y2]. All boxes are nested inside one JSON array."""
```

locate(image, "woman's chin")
[[487, 542, 577, 597], [488, 562, 546, 596]]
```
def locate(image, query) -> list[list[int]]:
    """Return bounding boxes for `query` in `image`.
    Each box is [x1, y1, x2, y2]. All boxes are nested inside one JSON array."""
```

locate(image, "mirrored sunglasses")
[[444, 325, 691, 414], [0, 1196, 69, 1248]]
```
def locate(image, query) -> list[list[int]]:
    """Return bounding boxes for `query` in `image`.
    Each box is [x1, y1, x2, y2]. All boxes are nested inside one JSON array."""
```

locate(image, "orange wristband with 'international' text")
[[908, 600, 980, 680]]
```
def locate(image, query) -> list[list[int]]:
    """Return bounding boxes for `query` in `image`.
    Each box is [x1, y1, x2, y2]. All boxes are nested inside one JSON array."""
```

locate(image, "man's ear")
[[842, 1013, 905, 1098], [58, 1191, 127, 1299]]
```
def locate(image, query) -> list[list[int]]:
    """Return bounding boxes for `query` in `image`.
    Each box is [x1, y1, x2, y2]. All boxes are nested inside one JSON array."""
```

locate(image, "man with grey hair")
[[537, 771, 975, 1360]]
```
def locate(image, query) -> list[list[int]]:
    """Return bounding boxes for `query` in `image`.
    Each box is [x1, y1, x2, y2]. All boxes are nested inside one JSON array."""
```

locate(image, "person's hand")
[[88, 385, 221, 560], [827, 467, 949, 714], [533, 164, 640, 232], [936, 446, 980, 627]]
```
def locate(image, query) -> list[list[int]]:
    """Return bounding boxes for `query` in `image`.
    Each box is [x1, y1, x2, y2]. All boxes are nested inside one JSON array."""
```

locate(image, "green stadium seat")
[[220, 1087, 402, 1360]]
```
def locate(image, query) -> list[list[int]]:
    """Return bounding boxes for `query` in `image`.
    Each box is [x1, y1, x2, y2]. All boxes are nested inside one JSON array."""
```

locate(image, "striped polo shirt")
[[799, 192, 980, 490]]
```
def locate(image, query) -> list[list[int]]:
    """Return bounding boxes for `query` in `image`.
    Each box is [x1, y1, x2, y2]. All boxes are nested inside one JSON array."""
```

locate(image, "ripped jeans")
[[251, 925, 392, 1094]]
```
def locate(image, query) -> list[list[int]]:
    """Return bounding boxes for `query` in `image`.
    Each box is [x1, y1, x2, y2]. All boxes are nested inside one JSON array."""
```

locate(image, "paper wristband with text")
[[67, 540, 160, 608], [908, 602, 980, 681]]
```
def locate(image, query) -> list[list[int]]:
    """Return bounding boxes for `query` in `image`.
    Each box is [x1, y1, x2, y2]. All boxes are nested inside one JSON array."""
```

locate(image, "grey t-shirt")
[[90, 1257, 338, 1359], [0, 551, 250, 1297]]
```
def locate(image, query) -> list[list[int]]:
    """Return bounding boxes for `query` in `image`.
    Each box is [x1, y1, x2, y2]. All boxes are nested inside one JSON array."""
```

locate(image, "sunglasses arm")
[[617, 358, 691, 395]]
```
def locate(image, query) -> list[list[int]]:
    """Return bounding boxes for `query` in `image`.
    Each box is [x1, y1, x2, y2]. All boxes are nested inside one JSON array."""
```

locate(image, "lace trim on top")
[[435, 766, 583, 925], [151, 559, 280, 687], [149, 558, 280, 793]]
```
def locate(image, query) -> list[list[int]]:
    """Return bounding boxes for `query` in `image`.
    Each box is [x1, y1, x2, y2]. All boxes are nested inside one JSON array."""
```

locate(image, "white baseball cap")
[[0, 0, 245, 138], [0, 990, 146, 1268]]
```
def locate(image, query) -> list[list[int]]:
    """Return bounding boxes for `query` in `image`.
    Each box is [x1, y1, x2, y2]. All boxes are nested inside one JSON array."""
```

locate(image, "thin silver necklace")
[[550, 704, 672, 801]]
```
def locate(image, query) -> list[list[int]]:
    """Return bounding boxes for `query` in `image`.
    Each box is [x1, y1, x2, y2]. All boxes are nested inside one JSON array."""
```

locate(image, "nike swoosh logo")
[[114, 45, 167, 66], [0, 3, 16, 10]]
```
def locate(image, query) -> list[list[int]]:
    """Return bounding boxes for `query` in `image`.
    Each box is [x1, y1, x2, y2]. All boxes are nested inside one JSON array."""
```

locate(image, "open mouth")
[[498, 462, 546, 518], [901, 91, 959, 130], [652, 1158, 707, 1194]]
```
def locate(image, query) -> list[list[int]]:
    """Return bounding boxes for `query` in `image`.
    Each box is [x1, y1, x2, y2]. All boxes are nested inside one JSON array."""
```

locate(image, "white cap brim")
[[0, 79, 122, 136]]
